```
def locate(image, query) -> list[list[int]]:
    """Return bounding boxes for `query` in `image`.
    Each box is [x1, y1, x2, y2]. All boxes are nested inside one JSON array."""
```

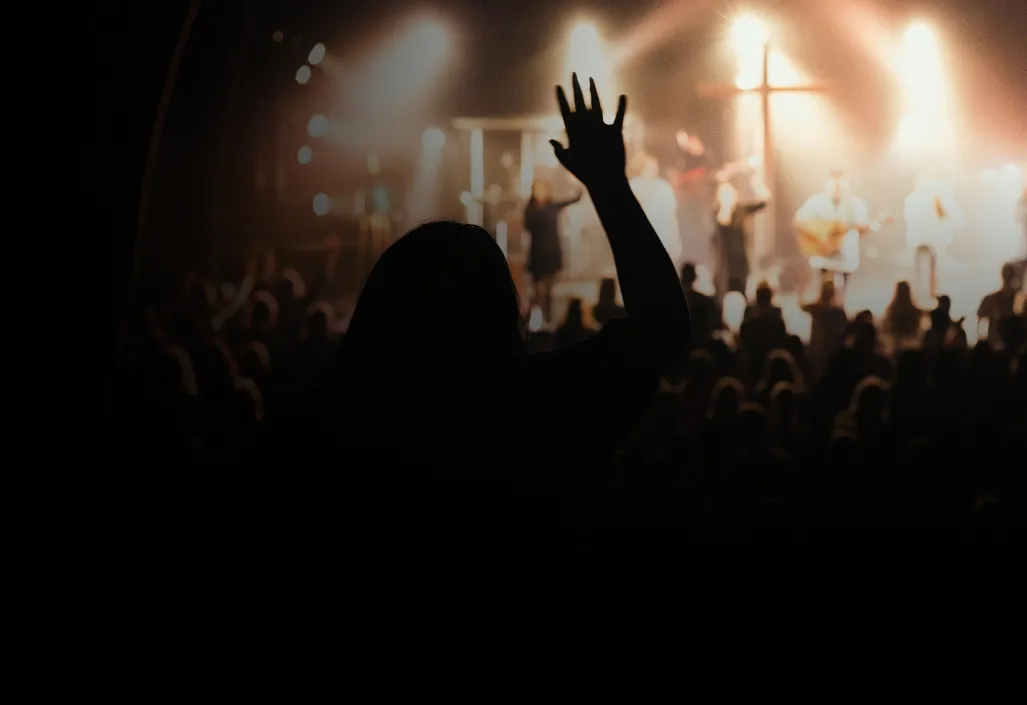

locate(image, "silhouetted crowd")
[[86, 251, 1027, 573], [86, 75, 1027, 574]]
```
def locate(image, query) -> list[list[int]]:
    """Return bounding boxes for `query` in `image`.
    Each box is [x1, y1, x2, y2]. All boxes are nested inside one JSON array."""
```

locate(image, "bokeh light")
[[312, 193, 329, 216], [308, 114, 327, 138], [422, 127, 446, 151], [308, 43, 326, 65], [295, 65, 311, 84], [297, 146, 312, 164]]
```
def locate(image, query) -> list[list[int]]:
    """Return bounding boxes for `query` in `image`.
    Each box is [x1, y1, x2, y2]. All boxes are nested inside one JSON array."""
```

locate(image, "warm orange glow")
[[894, 21, 957, 158], [565, 21, 616, 112]]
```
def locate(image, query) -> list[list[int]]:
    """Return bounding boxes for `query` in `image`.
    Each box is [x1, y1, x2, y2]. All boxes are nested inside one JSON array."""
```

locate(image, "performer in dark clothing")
[[524, 178, 582, 324], [712, 176, 766, 298]]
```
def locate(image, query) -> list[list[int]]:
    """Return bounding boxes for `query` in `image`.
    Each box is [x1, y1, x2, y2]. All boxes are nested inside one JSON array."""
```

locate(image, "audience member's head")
[[563, 298, 585, 329], [892, 280, 914, 308], [755, 281, 773, 307], [680, 262, 697, 289], [818, 280, 836, 305], [598, 277, 618, 306], [249, 291, 279, 331], [341, 221, 524, 385]]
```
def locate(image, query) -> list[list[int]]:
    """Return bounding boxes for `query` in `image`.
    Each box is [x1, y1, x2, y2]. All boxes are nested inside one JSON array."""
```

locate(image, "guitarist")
[[793, 171, 871, 294]]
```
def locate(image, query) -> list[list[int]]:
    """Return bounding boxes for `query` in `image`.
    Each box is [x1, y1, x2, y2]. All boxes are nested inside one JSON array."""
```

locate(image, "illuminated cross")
[[698, 39, 833, 271]]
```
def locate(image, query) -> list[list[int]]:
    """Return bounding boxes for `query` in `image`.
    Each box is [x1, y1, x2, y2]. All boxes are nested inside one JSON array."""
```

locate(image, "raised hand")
[[550, 74, 628, 189]]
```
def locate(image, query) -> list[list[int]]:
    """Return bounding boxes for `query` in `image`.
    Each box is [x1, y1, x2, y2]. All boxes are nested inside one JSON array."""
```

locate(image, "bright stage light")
[[312, 193, 329, 216], [297, 146, 312, 164], [894, 20, 956, 160], [731, 14, 768, 90], [308, 43, 326, 66], [565, 21, 615, 105], [904, 22, 935, 53], [295, 65, 311, 84], [730, 14, 767, 51], [422, 127, 445, 151], [351, 17, 451, 131], [901, 21, 946, 108], [308, 114, 327, 138]]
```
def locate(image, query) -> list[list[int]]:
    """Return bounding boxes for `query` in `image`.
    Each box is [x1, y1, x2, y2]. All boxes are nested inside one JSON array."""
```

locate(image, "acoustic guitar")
[[795, 214, 893, 258]]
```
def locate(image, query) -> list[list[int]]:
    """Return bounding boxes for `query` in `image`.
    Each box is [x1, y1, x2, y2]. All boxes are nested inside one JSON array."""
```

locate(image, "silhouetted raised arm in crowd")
[[250, 75, 691, 573], [550, 75, 691, 361]]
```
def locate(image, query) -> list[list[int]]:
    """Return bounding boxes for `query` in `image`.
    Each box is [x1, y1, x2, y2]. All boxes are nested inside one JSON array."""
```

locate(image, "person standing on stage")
[[673, 130, 716, 268], [903, 173, 965, 298], [630, 155, 681, 268], [524, 178, 582, 325], [794, 171, 870, 293], [712, 170, 767, 298]]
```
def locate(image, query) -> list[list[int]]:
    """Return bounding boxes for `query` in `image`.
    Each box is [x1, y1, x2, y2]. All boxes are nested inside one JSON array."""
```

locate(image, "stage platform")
[[325, 246, 1013, 345]]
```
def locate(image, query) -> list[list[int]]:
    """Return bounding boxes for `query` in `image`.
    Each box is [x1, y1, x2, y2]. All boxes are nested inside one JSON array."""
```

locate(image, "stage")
[[546, 245, 1012, 346]]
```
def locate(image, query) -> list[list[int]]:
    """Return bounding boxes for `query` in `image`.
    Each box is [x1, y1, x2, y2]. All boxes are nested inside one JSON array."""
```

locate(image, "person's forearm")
[[588, 176, 690, 344]]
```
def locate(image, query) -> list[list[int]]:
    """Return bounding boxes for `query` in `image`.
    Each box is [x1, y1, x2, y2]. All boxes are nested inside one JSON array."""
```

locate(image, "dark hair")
[[893, 281, 913, 306], [340, 221, 525, 382], [756, 282, 772, 306]]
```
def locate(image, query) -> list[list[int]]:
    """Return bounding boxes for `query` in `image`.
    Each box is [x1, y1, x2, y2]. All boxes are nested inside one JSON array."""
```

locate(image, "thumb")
[[549, 139, 569, 168]]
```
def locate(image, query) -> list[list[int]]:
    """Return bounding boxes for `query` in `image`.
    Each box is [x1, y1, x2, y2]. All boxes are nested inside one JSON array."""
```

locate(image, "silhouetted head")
[[239, 341, 271, 380], [305, 303, 332, 339], [769, 381, 797, 419], [680, 262, 697, 288], [708, 377, 744, 422], [249, 292, 278, 331], [340, 221, 524, 385], [892, 280, 913, 306], [1001, 262, 1016, 288], [850, 375, 890, 432], [755, 281, 773, 306], [819, 280, 836, 304], [765, 349, 803, 390], [563, 298, 585, 329]]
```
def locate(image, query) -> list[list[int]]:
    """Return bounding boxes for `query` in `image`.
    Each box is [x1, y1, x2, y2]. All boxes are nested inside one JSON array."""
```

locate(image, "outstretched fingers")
[[556, 85, 572, 125], [572, 73, 587, 113], [613, 94, 627, 130], [588, 78, 604, 118]]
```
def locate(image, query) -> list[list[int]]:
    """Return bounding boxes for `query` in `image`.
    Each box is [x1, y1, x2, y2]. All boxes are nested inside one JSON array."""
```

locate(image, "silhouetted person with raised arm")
[[255, 75, 690, 574], [524, 178, 582, 326]]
